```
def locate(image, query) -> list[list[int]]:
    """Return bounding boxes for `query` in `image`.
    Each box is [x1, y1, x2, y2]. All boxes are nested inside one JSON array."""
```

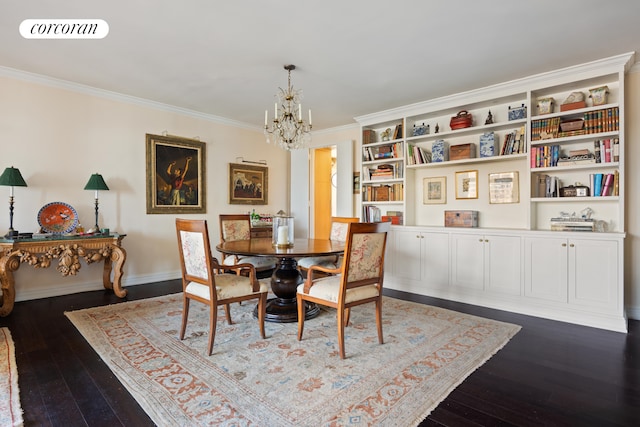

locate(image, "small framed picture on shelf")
[[489, 172, 519, 204], [423, 176, 446, 204], [455, 170, 478, 199]]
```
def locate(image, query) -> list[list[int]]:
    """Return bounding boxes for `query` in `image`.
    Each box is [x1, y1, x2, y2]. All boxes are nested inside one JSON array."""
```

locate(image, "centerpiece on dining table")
[[272, 214, 294, 248]]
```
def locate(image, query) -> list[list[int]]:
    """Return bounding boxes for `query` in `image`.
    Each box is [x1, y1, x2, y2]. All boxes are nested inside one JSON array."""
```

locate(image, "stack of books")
[[550, 217, 595, 232]]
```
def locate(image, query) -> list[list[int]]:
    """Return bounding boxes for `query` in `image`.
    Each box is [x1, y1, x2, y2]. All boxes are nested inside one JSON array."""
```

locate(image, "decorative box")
[[479, 132, 496, 157], [412, 123, 429, 136], [508, 104, 527, 120], [445, 210, 479, 228], [431, 139, 449, 162], [449, 110, 473, 130], [537, 97, 554, 115], [449, 143, 476, 161], [560, 119, 584, 132], [560, 92, 586, 111], [589, 85, 609, 106]]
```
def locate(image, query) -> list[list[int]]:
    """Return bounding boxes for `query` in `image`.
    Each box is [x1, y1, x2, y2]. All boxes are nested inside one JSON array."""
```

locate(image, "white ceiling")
[[1, 0, 639, 131]]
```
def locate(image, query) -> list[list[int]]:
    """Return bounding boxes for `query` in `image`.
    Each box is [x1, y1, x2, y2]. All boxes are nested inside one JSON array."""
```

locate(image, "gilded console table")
[[0, 234, 127, 316]]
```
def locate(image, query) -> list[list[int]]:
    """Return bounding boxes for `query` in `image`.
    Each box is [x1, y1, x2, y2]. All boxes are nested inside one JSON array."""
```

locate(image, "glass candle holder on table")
[[272, 216, 294, 248]]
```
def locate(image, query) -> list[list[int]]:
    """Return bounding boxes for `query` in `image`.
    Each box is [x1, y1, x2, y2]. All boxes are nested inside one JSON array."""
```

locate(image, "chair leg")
[[224, 303, 232, 324], [337, 306, 346, 359], [345, 307, 351, 327], [376, 298, 384, 345], [258, 293, 266, 339], [297, 293, 305, 341], [207, 304, 218, 356], [179, 297, 190, 340]]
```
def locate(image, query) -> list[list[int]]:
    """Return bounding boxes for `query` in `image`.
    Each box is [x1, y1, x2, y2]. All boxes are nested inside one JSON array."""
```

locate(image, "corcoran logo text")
[[20, 19, 109, 39]]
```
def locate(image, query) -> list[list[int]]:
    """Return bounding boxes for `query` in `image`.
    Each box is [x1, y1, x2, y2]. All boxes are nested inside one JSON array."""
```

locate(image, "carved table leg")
[[103, 245, 127, 298], [0, 254, 20, 317]]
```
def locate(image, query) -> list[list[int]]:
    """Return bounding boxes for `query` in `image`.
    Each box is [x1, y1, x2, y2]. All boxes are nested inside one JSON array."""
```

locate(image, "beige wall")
[[0, 75, 288, 301], [624, 67, 640, 319]]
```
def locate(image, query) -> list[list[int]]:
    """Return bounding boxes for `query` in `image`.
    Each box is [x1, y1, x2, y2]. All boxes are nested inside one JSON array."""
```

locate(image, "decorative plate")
[[37, 202, 79, 234]]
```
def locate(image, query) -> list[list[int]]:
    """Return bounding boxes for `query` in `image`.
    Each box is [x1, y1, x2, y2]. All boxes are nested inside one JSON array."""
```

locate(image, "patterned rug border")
[[1, 327, 24, 427], [65, 292, 521, 426]]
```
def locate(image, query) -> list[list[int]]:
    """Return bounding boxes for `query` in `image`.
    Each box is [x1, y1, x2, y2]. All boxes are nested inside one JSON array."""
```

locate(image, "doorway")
[[289, 140, 353, 239], [312, 146, 336, 239]]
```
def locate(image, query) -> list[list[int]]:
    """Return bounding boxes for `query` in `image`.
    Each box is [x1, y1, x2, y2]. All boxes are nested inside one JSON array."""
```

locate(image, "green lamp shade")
[[0, 167, 27, 187], [84, 173, 109, 191]]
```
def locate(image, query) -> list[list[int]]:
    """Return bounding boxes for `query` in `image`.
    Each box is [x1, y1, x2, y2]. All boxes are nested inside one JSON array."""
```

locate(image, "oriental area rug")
[[0, 327, 23, 427], [66, 291, 520, 426]]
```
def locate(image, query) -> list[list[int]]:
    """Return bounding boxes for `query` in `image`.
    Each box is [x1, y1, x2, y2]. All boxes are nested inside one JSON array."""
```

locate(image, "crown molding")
[[0, 65, 257, 131]]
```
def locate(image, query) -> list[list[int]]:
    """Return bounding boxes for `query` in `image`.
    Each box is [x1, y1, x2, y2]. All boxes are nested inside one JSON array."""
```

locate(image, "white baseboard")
[[14, 270, 181, 302]]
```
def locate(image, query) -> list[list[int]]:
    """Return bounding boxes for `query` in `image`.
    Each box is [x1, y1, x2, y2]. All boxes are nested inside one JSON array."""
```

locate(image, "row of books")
[[362, 205, 382, 222], [381, 211, 403, 225], [531, 145, 561, 168], [364, 163, 403, 180], [362, 142, 402, 162], [535, 171, 619, 198], [500, 127, 527, 155], [591, 172, 619, 197], [550, 217, 595, 232], [406, 144, 431, 165], [362, 183, 404, 202], [531, 107, 619, 141], [594, 138, 619, 163]]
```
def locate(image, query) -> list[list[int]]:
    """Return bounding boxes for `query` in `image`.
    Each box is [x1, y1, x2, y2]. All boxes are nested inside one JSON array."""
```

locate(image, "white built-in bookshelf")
[[355, 52, 635, 332]]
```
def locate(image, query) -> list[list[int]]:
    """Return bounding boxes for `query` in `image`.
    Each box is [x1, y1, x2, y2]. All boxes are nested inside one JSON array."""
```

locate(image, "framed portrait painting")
[[423, 176, 446, 204], [145, 133, 206, 214], [455, 170, 478, 199], [229, 163, 268, 205]]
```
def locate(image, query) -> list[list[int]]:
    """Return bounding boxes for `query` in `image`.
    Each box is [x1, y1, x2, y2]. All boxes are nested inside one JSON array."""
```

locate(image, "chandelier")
[[264, 64, 312, 150]]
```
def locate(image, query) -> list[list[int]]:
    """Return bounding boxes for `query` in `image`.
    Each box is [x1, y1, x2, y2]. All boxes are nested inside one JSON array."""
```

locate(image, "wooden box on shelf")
[[560, 101, 586, 112], [445, 210, 478, 228], [449, 143, 476, 161], [375, 186, 390, 201]]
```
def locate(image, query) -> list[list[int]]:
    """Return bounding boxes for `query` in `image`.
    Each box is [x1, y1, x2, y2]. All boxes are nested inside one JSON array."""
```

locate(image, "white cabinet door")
[[450, 233, 484, 290], [420, 232, 450, 289], [569, 238, 619, 311], [485, 234, 522, 296], [524, 237, 568, 302], [391, 229, 422, 281]]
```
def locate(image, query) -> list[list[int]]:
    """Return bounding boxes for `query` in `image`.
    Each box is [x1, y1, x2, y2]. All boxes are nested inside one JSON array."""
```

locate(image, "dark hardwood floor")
[[1, 280, 638, 426]]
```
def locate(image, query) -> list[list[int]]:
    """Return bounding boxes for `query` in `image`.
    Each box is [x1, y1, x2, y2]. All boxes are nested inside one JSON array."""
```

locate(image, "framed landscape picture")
[[423, 176, 446, 204], [229, 163, 268, 205], [145, 133, 206, 214]]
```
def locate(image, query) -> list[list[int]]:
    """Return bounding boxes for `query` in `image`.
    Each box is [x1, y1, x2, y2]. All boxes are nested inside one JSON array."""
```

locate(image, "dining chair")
[[175, 218, 268, 355], [296, 221, 390, 359], [218, 214, 277, 274], [297, 216, 359, 273]]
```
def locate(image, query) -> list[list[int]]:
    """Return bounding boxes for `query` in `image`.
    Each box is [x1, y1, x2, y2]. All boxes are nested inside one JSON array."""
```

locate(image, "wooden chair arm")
[[303, 264, 341, 293], [214, 258, 259, 290]]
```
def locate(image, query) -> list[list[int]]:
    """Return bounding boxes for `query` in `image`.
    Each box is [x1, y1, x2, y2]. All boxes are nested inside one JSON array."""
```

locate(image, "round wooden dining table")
[[216, 237, 345, 323]]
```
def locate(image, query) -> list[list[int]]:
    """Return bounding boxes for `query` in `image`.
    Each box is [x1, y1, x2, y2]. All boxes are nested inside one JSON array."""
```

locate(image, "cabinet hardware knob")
[[570, 243, 575, 247], [479, 239, 483, 242], [485, 239, 489, 242], [562, 243, 567, 247]]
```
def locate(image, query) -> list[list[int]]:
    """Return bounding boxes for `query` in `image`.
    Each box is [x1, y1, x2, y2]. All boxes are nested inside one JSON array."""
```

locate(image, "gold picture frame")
[[455, 170, 478, 199], [145, 133, 206, 214], [489, 171, 519, 204], [423, 176, 446, 204], [229, 163, 268, 205]]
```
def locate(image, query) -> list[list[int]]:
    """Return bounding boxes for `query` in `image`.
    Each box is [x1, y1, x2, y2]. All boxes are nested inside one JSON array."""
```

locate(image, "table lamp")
[[0, 166, 28, 239], [84, 173, 109, 232]]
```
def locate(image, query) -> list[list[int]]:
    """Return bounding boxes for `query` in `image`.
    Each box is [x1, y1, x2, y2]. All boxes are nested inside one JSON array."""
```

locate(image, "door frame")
[[290, 140, 353, 238]]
